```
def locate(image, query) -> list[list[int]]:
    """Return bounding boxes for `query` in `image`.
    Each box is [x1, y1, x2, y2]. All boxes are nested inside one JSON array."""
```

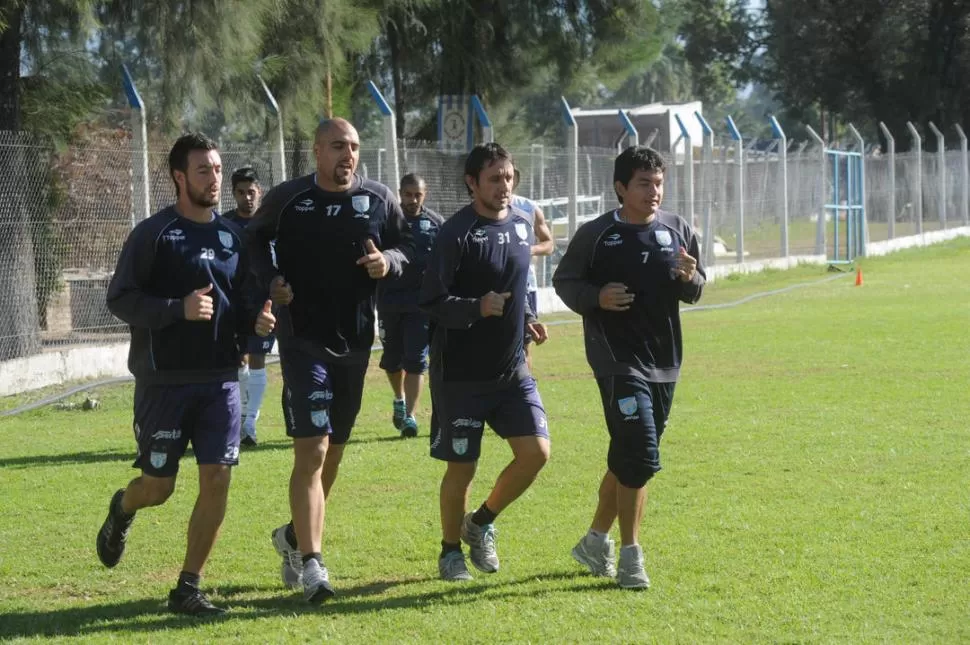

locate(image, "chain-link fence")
[[1, 129, 968, 364]]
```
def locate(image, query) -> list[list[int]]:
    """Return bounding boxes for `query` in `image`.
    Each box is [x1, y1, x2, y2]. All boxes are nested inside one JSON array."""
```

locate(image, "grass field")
[[2, 239, 969, 643]]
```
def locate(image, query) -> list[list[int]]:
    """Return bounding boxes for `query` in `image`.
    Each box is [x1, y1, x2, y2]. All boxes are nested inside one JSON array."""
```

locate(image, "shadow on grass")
[[0, 571, 602, 639], [0, 449, 134, 470]]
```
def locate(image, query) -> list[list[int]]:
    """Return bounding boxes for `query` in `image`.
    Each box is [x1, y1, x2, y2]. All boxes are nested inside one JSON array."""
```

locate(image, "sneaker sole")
[[305, 582, 336, 603], [617, 579, 650, 590], [401, 426, 418, 438]]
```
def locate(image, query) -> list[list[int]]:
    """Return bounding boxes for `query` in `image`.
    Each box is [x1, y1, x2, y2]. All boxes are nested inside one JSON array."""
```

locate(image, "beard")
[[331, 166, 354, 189], [187, 182, 219, 208]]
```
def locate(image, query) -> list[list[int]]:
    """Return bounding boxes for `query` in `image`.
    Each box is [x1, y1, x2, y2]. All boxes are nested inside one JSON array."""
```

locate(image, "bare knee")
[[324, 442, 345, 469], [512, 437, 551, 473], [293, 437, 327, 477], [198, 465, 232, 497], [139, 475, 176, 507], [443, 461, 477, 488]]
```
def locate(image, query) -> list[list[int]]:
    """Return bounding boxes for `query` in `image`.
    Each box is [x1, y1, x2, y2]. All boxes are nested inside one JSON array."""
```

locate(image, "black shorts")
[[429, 375, 549, 462], [279, 348, 367, 444], [378, 310, 430, 374], [596, 375, 675, 483], [132, 380, 241, 477]]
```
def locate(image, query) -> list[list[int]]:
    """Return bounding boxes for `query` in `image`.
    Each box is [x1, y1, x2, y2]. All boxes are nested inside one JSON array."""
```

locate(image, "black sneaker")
[[96, 489, 134, 568], [241, 435, 257, 447], [168, 585, 226, 616]]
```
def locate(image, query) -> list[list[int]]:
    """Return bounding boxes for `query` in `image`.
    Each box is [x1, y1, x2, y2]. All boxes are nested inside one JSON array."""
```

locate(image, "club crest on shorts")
[[150, 451, 167, 469], [352, 195, 370, 214], [655, 230, 672, 246], [618, 396, 638, 416], [311, 409, 330, 429], [514, 222, 529, 241], [452, 437, 469, 455], [218, 230, 234, 248]]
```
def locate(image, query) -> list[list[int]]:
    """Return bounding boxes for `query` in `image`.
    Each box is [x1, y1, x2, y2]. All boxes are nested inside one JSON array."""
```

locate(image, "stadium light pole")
[[769, 116, 789, 258], [257, 74, 286, 186], [955, 124, 969, 226], [928, 121, 946, 230], [561, 97, 579, 239], [906, 122, 923, 236], [121, 64, 150, 227], [878, 122, 896, 240], [848, 124, 868, 256], [727, 116, 745, 264], [673, 113, 694, 234], [695, 111, 715, 266], [805, 124, 827, 255], [367, 81, 400, 191]]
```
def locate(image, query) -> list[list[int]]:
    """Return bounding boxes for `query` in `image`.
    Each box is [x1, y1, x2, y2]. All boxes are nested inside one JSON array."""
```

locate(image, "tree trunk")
[[0, 7, 42, 361]]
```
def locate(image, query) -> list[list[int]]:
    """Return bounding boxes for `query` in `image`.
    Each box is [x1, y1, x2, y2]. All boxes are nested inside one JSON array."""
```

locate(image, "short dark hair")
[[400, 173, 425, 190], [231, 166, 259, 189], [168, 132, 219, 196], [613, 146, 666, 203], [464, 142, 513, 196]]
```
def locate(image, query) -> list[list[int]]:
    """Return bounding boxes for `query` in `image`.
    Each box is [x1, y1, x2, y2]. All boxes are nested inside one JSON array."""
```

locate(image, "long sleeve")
[[106, 221, 184, 329], [380, 196, 414, 277], [553, 221, 604, 316], [419, 230, 481, 329], [233, 242, 262, 337], [678, 226, 706, 304], [246, 186, 284, 291]]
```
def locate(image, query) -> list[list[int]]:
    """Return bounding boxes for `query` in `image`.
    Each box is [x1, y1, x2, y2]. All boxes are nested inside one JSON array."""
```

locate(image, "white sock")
[[238, 365, 250, 420], [587, 529, 609, 544], [246, 368, 268, 427]]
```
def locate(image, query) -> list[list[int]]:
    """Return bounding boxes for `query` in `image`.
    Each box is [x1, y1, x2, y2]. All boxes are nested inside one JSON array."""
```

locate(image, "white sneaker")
[[616, 544, 650, 590], [302, 557, 335, 603], [271, 525, 303, 589], [571, 533, 617, 578], [461, 513, 499, 573]]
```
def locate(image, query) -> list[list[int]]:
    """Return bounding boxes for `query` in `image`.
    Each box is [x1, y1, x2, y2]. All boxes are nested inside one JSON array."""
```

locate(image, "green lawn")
[[2, 238, 969, 643]]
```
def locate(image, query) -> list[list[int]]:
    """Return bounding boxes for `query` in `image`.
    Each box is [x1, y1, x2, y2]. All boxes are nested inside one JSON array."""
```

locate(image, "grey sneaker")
[[461, 513, 499, 573], [302, 558, 335, 603], [438, 551, 473, 581], [572, 534, 617, 578], [271, 525, 303, 589], [616, 544, 650, 590]]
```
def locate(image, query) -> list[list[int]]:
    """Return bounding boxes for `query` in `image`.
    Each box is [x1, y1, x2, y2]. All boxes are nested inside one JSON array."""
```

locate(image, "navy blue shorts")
[[378, 310, 430, 374], [279, 348, 367, 443], [241, 333, 276, 356], [597, 375, 675, 485], [132, 380, 241, 478], [429, 375, 549, 462]]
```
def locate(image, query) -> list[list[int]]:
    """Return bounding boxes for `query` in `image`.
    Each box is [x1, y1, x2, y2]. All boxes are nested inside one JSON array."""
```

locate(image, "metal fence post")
[[561, 97, 579, 239], [805, 125, 827, 255], [617, 110, 639, 148], [906, 122, 923, 235], [696, 112, 714, 266], [726, 116, 744, 263], [848, 124, 867, 256], [674, 114, 694, 232], [769, 116, 789, 258], [956, 124, 969, 226], [257, 74, 286, 185], [121, 65, 150, 225], [470, 96, 493, 145], [367, 81, 400, 190], [928, 121, 946, 229], [878, 122, 896, 240]]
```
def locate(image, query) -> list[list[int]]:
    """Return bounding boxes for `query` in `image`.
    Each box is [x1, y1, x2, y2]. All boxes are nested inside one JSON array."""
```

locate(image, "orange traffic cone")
[[855, 268, 864, 286]]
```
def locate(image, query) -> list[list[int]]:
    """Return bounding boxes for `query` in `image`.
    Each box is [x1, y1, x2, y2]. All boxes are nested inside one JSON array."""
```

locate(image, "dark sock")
[[285, 522, 297, 549], [471, 502, 498, 527], [439, 541, 462, 559], [302, 552, 322, 565], [177, 571, 201, 590], [113, 492, 134, 520]]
